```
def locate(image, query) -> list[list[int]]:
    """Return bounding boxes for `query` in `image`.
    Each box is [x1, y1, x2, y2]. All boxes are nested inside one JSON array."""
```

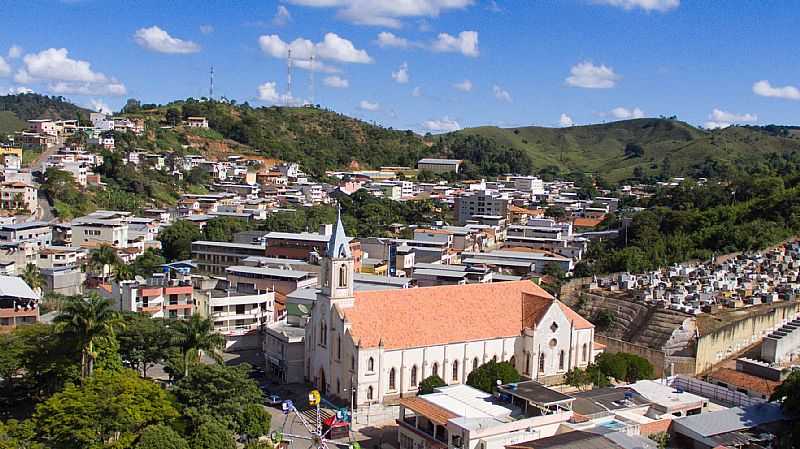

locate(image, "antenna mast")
[[209, 66, 214, 100], [309, 52, 315, 106]]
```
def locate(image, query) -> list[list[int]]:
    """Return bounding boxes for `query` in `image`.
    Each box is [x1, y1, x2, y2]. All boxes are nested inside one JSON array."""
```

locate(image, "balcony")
[[138, 305, 162, 314], [165, 302, 193, 311], [0, 307, 38, 318], [164, 285, 192, 295]]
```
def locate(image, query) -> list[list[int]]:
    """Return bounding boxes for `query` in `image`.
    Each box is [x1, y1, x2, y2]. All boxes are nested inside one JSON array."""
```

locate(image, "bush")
[[466, 360, 520, 393], [190, 417, 236, 449], [136, 424, 189, 449], [418, 375, 446, 395]]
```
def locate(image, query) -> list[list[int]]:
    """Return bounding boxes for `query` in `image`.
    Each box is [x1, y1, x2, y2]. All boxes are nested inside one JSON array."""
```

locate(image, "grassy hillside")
[[0, 111, 26, 135], [454, 119, 800, 181], [0, 93, 93, 122]]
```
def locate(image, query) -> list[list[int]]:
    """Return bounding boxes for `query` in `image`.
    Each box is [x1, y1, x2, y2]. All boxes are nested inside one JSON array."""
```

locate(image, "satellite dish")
[[134, 275, 146, 283], [297, 304, 309, 314]]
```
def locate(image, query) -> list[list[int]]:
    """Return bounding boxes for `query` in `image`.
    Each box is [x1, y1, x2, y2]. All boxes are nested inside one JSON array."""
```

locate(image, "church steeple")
[[327, 207, 352, 259], [320, 206, 354, 305]]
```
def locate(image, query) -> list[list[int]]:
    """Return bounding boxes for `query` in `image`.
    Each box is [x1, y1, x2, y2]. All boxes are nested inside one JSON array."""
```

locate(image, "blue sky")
[[1, 0, 799, 133]]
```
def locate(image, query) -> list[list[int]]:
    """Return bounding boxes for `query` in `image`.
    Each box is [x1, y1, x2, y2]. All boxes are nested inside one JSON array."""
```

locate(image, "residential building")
[[417, 158, 463, 174], [186, 116, 209, 128], [192, 241, 267, 274], [455, 189, 511, 225], [0, 221, 52, 247], [0, 275, 40, 329], [0, 181, 37, 213], [112, 273, 194, 319], [71, 211, 131, 249]]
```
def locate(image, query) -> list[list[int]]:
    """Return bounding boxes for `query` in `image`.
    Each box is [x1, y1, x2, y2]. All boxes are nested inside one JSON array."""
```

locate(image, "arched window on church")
[[432, 362, 439, 378], [525, 352, 531, 375], [389, 368, 396, 391], [337, 335, 341, 360], [410, 365, 418, 386], [367, 386, 373, 400], [351, 355, 355, 370], [337, 379, 341, 394], [322, 323, 327, 346], [452, 360, 459, 382], [473, 357, 479, 371], [338, 264, 348, 288], [582, 343, 588, 362], [559, 350, 565, 371], [538, 353, 545, 372], [367, 357, 375, 372]]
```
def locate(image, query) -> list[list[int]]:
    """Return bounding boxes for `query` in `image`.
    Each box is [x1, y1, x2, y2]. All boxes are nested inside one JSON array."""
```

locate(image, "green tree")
[[466, 360, 520, 393], [545, 206, 568, 220], [189, 416, 236, 449], [624, 143, 644, 158], [165, 108, 181, 127], [771, 370, 800, 448], [0, 419, 43, 449], [171, 314, 225, 378], [131, 248, 167, 277], [159, 220, 203, 262], [565, 367, 591, 391], [204, 218, 253, 243], [135, 424, 189, 449], [54, 294, 122, 378], [117, 315, 174, 377], [418, 375, 446, 395], [20, 264, 44, 294], [33, 369, 179, 449], [88, 245, 121, 280], [113, 263, 135, 282], [173, 364, 264, 433], [238, 404, 272, 440]]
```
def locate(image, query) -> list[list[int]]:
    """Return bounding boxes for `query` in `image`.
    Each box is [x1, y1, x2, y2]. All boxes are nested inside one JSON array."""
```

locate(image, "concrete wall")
[[695, 301, 800, 374], [594, 335, 696, 377]]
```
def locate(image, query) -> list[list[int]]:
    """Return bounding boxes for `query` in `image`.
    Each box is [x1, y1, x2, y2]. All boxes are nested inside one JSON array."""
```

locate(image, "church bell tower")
[[320, 207, 354, 306]]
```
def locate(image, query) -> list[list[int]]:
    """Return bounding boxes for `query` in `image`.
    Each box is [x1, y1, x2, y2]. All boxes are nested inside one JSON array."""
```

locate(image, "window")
[[400, 434, 414, 449], [525, 352, 531, 375], [351, 355, 356, 370], [338, 264, 348, 288], [367, 386, 374, 400], [559, 350, 565, 370], [452, 360, 459, 382], [389, 368, 396, 391], [473, 357, 479, 371], [410, 365, 418, 386], [337, 379, 341, 394], [582, 343, 588, 362], [337, 335, 341, 360], [538, 353, 545, 372], [367, 357, 375, 372], [550, 322, 559, 332], [432, 362, 439, 378]]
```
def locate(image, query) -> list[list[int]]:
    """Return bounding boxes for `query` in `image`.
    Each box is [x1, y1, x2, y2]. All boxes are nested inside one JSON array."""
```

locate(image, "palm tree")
[[54, 293, 122, 378], [171, 314, 225, 378], [88, 245, 120, 280], [21, 263, 44, 295], [112, 263, 135, 282]]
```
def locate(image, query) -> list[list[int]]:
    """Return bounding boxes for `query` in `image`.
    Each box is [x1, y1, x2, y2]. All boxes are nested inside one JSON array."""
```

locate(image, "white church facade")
[[306, 212, 598, 408]]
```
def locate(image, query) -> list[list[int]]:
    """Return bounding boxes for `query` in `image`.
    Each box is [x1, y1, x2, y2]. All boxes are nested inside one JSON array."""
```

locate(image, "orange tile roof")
[[400, 397, 458, 425], [559, 302, 594, 330], [509, 205, 545, 216], [709, 368, 780, 397], [593, 342, 606, 350], [414, 228, 453, 235], [573, 217, 604, 228], [344, 280, 555, 350]]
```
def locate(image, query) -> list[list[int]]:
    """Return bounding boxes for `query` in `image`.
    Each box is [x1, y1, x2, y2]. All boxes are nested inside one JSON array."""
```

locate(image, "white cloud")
[[704, 108, 757, 129], [15, 48, 127, 96], [376, 31, 409, 48], [609, 106, 645, 119], [594, 0, 679, 12], [0, 56, 10, 77], [392, 62, 409, 84], [422, 116, 461, 133], [20, 48, 108, 82], [257, 81, 305, 105], [453, 79, 473, 92], [753, 80, 800, 101], [358, 100, 380, 111], [486, 0, 502, 12], [7, 86, 33, 94], [411, 86, 422, 97], [7, 45, 22, 59], [258, 33, 372, 70], [89, 98, 111, 113], [431, 31, 479, 57], [286, 0, 474, 28], [273, 5, 293, 26], [493, 84, 511, 102], [199, 25, 214, 35], [48, 81, 127, 96], [323, 75, 349, 88], [559, 113, 574, 127], [710, 108, 756, 123], [566, 61, 620, 89], [134, 26, 201, 54]]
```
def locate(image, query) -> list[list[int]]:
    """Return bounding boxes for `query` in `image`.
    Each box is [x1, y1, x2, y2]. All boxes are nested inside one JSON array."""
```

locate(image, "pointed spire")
[[326, 205, 352, 259]]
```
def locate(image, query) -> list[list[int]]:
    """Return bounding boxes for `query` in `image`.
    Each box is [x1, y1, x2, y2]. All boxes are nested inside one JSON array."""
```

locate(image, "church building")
[[306, 212, 597, 409]]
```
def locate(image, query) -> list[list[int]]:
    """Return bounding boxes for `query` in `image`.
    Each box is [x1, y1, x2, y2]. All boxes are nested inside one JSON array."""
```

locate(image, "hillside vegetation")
[[454, 119, 800, 181], [0, 93, 92, 124]]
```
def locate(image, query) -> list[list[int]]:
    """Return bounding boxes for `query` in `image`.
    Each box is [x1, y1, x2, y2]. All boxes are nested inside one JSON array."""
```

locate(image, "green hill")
[[0, 93, 93, 124], [0, 111, 26, 135], [451, 119, 800, 181]]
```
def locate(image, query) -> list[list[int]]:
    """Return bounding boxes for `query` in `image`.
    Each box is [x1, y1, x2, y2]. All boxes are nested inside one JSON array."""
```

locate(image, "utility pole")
[[286, 49, 293, 106]]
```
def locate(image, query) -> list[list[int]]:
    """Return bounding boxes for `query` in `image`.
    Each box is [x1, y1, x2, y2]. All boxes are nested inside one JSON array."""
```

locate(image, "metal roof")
[[0, 275, 40, 300], [226, 265, 312, 280], [672, 403, 785, 438]]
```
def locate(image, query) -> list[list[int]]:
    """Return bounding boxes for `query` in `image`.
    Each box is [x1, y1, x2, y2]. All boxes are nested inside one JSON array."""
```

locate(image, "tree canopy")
[[466, 360, 520, 393]]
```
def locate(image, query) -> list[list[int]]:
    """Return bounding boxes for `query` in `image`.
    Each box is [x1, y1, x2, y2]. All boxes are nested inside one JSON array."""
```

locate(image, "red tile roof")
[[344, 280, 562, 350], [558, 302, 594, 330], [709, 368, 780, 397], [573, 217, 604, 228]]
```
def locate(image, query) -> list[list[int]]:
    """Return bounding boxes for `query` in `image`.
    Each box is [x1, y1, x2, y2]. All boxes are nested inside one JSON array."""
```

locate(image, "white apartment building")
[[454, 189, 511, 225], [512, 176, 545, 195], [210, 289, 274, 350], [71, 211, 131, 249]]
